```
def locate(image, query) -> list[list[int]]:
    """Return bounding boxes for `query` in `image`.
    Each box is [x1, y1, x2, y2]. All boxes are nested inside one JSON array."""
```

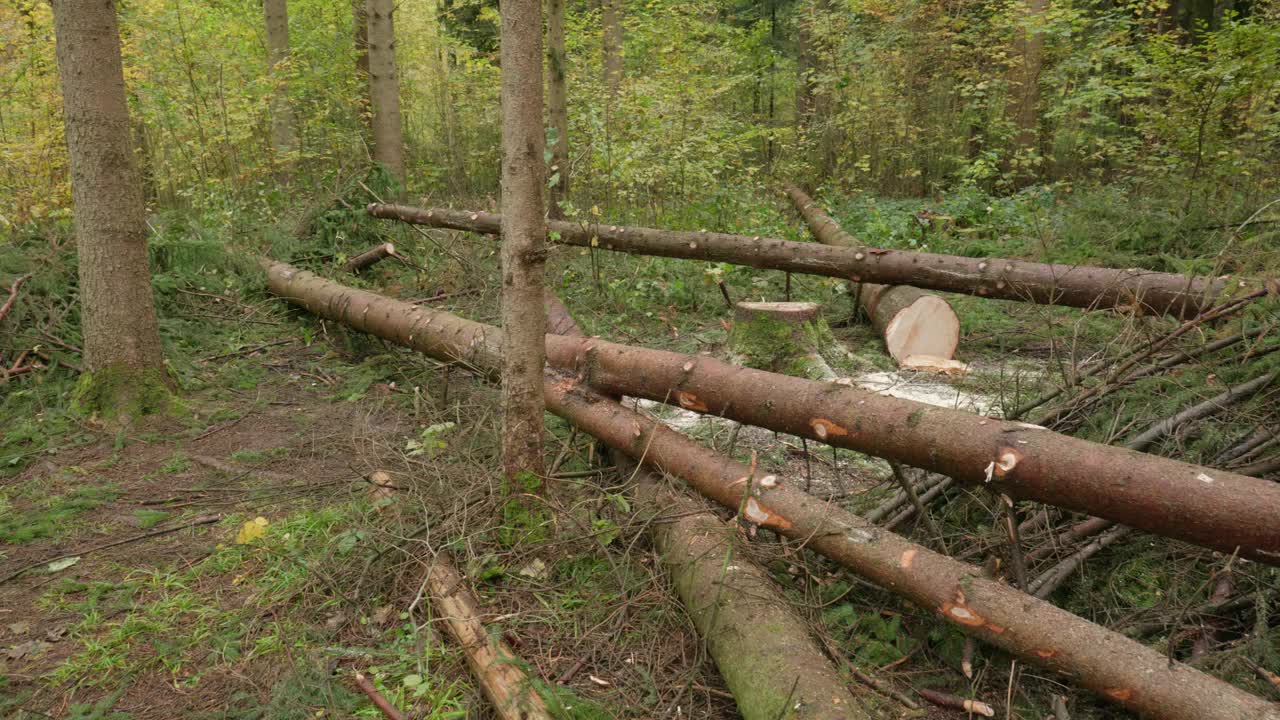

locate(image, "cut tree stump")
[[856, 283, 961, 366], [731, 301, 838, 379]]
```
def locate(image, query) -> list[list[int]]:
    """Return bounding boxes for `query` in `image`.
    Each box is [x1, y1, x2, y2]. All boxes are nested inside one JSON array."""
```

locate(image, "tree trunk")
[[367, 0, 404, 185], [51, 0, 168, 418], [601, 0, 623, 97], [262, 261, 1280, 720], [366, 203, 1259, 318], [1007, 0, 1048, 178], [265, 260, 1280, 565], [498, 0, 549, 485], [264, 0, 295, 162], [353, 0, 370, 132], [546, 0, 570, 218]]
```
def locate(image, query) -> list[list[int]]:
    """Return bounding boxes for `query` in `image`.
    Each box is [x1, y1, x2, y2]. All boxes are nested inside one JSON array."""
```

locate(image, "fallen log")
[[366, 203, 1266, 318], [551, 294, 869, 718], [262, 261, 1280, 565], [1125, 372, 1277, 451], [784, 189, 960, 364], [343, 243, 397, 273], [420, 554, 551, 720], [264, 261, 1280, 720]]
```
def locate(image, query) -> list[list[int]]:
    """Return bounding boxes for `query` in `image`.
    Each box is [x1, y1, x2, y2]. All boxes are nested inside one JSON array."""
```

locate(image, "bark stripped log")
[[262, 261, 1280, 720], [544, 297, 872, 719], [421, 555, 551, 720], [262, 261, 1280, 564], [363, 204, 1266, 318]]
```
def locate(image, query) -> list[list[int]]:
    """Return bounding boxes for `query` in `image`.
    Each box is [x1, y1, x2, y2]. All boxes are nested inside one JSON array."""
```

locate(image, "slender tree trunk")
[[51, 0, 167, 416], [1007, 0, 1047, 179], [353, 0, 371, 132], [601, 0, 623, 97], [499, 0, 549, 486], [546, 0, 570, 218], [264, 0, 295, 162], [367, 0, 404, 185]]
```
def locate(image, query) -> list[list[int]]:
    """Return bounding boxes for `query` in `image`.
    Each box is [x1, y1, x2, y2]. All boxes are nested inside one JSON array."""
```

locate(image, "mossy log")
[[264, 260, 1280, 720], [364, 203, 1265, 318]]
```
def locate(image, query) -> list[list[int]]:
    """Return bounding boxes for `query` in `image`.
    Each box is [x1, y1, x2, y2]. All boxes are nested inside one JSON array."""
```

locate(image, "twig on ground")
[[917, 688, 995, 717], [0, 514, 220, 584], [353, 672, 409, 720], [0, 273, 33, 325]]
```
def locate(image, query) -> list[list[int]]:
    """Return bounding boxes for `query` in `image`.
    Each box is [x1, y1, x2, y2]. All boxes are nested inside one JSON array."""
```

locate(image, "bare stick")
[[0, 273, 32, 325], [1001, 494, 1029, 590], [917, 688, 995, 717], [344, 243, 398, 273], [888, 461, 942, 541], [353, 672, 409, 720], [0, 514, 220, 584], [1028, 525, 1131, 599]]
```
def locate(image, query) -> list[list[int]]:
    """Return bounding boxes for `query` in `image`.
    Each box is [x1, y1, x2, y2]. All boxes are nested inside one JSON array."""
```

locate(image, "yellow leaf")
[[235, 516, 269, 544]]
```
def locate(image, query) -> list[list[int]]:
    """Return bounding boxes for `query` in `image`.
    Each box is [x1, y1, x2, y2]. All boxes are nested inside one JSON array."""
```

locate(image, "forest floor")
[[2, 185, 1278, 719]]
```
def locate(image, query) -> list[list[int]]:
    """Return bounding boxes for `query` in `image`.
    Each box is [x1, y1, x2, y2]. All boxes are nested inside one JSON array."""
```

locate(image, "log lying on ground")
[[784, 188, 960, 364], [551, 294, 870, 719], [262, 261, 1280, 564], [262, 260, 1280, 720], [344, 242, 397, 273], [365, 203, 1265, 318], [421, 554, 551, 720]]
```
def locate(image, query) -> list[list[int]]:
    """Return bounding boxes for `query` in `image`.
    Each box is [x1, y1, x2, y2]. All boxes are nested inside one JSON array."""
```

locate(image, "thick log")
[[543, 296, 871, 719], [855, 282, 960, 364], [364, 203, 1263, 317], [262, 261, 1280, 564], [262, 261, 1280, 720]]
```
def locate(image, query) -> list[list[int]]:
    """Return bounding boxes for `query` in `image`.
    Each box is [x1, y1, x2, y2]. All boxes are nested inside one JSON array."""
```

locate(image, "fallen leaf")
[[6, 639, 51, 660], [235, 516, 270, 544], [518, 558, 548, 580], [46, 556, 80, 573], [6, 622, 30, 636], [372, 605, 394, 625]]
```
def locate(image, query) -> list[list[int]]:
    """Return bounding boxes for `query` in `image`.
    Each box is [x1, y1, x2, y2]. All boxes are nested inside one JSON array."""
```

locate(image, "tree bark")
[[498, 0, 549, 485], [262, 261, 1280, 720], [367, 0, 404, 185], [601, 0, 623, 97], [546, 0, 570, 218], [264, 0, 295, 161], [51, 0, 167, 414], [365, 203, 1262, 318], [265, 260, 1280, 565]]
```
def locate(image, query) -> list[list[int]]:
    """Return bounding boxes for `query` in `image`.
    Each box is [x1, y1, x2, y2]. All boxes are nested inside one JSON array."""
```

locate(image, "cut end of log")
[[732, 301, 821, 324], [881, 293, 960, 364], [901, 354, 969, 375]]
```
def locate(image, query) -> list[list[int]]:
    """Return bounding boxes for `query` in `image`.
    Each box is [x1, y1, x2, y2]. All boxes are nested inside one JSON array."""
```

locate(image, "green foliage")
[[0, 483, 121, 544]]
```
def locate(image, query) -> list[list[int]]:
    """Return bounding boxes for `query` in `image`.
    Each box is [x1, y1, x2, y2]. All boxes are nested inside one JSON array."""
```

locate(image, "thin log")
[[1125, 372, 1277, 451], [864, 471, 947, 523], [918, 688, 995, 717], [264, 261, 1280, 719], [1025, 516, 1114, 563], [885, 477, 954, 531], [263, 260, 1280, 564], [421, 554, 551, 720], [1214, 427, 1275, 466], [1236, 454, 1280, 478], [365, 203, 1268, 317], [343, 243, 397, 273], [1027, 525, 1131, 599]]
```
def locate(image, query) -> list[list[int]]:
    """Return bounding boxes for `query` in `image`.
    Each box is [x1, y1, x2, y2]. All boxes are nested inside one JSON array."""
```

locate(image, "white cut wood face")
[[882, 295, 960, 363]]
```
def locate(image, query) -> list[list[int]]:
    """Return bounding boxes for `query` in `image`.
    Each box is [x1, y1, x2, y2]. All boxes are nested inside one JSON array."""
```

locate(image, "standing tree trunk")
[[1007, 0, 1047, 179], [353, 0, 371, 132], [264, 0, 295, 164], [546, 0, 570, 218], [51, 0, 168, 418], [367, 0, 404, 186], [601, 0, 623, 97], [498, 0, 549, 489]]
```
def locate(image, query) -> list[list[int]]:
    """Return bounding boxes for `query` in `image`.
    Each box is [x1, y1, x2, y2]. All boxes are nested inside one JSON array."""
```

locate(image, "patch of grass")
[[134, 508, 171, 529], [160, 453, 191, 474], [0, 483, 121, 543]]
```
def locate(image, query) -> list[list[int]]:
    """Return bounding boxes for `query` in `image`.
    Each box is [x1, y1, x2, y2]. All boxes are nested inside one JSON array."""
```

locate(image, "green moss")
[[730, 311, 839, 379], [498, 470, 551, 546], [72, 364, 182, 423]]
